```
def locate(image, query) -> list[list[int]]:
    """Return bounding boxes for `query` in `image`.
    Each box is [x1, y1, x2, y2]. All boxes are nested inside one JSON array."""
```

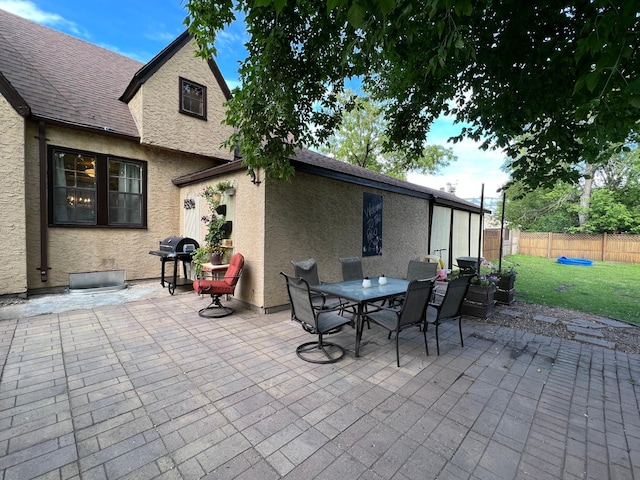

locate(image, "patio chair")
[[193, 253, 244, 318], [339, 256, 364, 281], [363, 278, 435, 367], [424, 274, 473, 355], [390, 260, 439, 306], [338, 256, 372, 327], [281, 272, 352, 364], [291, 258, 346, 311], [407, 260, 438, 281]]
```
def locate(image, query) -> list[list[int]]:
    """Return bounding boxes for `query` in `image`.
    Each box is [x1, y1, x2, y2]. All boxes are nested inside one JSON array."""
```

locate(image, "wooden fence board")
[[513, 232, 640, 264]]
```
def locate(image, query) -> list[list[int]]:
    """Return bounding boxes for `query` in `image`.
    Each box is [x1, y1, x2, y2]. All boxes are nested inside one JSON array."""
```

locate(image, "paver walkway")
[[0, 290, 638, 479]]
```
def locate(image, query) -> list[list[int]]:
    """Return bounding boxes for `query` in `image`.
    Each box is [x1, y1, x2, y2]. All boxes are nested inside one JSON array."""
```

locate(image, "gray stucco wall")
[[134, 43, 234, 159], [22, 123, 217, 292], [263, 171, 432, 310], [0, 96, 28, 295]]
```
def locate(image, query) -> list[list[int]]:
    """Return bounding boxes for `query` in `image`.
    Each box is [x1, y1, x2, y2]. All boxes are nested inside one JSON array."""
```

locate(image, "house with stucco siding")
[[0, 8, 484, 313]]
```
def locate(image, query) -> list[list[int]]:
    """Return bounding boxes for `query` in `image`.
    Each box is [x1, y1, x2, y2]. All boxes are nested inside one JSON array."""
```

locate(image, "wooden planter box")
[[461, 301, 496, 319], [495, 289, 515, 305], [495, 276, 516, 305], [496, 276, 516, 291], [462, 284, 496, 319]]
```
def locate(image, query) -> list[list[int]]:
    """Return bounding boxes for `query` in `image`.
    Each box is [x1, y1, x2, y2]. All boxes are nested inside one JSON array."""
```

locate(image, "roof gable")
[[0, 9, 232, 139], [120, 31, 232, 104]]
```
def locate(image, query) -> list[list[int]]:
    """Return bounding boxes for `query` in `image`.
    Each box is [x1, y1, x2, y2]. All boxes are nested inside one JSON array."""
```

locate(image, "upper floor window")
[[49, 146, 146, 227], [179, 77, 207, 119]]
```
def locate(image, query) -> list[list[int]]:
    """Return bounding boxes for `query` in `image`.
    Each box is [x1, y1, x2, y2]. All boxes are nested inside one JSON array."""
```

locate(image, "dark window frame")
[[48, 145, 147, 228], [179, 77, 207, 120]]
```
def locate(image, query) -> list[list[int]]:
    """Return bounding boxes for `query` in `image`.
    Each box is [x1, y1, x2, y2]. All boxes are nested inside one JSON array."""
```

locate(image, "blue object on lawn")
[[557, 256, 593, 266]]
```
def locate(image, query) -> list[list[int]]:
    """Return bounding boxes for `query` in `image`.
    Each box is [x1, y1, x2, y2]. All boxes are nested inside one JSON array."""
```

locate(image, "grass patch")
[[486, 254, 640, 325]]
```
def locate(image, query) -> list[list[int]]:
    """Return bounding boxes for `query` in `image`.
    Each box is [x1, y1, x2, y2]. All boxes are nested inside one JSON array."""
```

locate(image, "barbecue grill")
[[149, 236, 199, 294]]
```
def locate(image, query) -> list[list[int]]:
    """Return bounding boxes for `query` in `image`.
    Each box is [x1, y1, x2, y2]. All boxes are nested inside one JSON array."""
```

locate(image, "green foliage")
[[184, 0, 639, 189], [501, 181, 580, 232], [318, 91, 454, 179], [502, 141, 640, 233], [504, 255, 639, 325], [191, 183, 231, 276], [580, 189, 640, 233]]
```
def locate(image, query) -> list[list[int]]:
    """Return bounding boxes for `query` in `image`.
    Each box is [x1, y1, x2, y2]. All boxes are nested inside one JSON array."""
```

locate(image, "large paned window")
[[179, 77, 207, 119], [109, 160, 143, 225], [49, 146, 146, 227]]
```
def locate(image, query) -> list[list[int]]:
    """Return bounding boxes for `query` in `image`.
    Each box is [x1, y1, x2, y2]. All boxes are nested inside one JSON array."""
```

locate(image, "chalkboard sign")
[[362, 193, 382, 256]]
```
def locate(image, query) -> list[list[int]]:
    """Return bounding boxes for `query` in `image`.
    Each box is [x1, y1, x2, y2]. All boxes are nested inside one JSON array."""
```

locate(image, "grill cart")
[[149, 236, 199, 294]]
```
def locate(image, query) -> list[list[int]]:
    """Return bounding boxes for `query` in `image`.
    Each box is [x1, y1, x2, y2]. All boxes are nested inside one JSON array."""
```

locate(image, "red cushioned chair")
[[193, 253, 244, 318]]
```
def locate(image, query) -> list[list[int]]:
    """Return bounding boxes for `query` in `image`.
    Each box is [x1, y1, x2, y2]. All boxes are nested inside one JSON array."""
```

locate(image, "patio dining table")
[[311, 277, 409, 357]]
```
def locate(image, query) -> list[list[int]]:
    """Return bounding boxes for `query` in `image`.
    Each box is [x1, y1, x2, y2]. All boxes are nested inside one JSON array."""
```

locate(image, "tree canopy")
[[318, 91, 455, 179], [501, 142, 640, 233], [184, 0, 639, 189]]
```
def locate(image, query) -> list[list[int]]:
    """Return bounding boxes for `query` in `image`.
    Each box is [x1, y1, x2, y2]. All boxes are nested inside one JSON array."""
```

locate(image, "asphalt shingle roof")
[[0, 8, 142, 137]]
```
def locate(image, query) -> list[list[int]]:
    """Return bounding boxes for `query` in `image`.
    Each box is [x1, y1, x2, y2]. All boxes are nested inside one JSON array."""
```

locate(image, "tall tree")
[[502, 142, 640, 233], [318, 91, 455, 179], [184, 0, 639, 188]]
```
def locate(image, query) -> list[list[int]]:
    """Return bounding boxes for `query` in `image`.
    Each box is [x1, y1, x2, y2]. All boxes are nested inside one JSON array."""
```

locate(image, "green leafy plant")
[[191, 184, 229, 276], [470, 274, 499, 287], [492, 262, 518, 279], [215, 180, 233, 192]]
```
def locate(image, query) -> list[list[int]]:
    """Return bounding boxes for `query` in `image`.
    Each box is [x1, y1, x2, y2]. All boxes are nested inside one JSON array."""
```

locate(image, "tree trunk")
[[578, 162, 595, 227]]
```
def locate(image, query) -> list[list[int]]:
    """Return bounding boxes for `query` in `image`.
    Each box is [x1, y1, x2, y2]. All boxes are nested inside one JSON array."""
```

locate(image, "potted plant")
[[461, 274, 498, 318], [215, 180, 235, 197], [494, 266, 517, 289], [493, 265, 518, 305], [191, 185, 229, 276]]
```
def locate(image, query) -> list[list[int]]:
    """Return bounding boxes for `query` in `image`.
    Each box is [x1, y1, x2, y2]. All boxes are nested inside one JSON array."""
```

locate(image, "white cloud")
[[408, 136, 510, 198], [0, 0, 89, 37]]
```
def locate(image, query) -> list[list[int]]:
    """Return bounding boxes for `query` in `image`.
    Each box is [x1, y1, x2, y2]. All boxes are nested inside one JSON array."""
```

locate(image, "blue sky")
[[0, 0, 508, 198]]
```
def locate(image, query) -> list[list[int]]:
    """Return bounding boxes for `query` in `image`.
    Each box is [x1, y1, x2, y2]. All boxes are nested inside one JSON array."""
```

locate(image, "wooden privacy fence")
[[483, 228, 519, 261], [515, 232, 640, 264]]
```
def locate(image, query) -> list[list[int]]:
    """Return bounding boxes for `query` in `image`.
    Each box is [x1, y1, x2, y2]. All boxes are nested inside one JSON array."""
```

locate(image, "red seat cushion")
[[223, 254, 244, 287], [193, 253, 244, 295]]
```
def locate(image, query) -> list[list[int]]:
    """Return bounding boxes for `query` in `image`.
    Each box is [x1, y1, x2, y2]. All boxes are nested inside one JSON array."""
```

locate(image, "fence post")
[[547, 232, 552, 259], [602, 232, 607, 262]]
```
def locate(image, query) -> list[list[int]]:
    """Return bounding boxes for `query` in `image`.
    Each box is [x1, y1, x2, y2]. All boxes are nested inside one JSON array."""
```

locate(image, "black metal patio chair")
[[424, 274, 473, 355], [364, 278, 435, 367], [281, 272, 352, 364], [291, 258, 347, 311], [339, 256, 364, 281]]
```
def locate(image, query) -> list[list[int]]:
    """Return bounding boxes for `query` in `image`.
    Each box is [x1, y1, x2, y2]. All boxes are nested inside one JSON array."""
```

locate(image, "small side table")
[[202, 263, 229, 277]]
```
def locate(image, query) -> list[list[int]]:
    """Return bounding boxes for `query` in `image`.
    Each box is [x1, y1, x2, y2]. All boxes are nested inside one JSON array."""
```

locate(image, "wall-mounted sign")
[[362, 192, 382, 256]]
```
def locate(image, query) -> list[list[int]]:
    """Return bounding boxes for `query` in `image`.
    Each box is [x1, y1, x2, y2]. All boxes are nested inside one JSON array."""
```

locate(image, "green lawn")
[[487, 254, 640, 325]]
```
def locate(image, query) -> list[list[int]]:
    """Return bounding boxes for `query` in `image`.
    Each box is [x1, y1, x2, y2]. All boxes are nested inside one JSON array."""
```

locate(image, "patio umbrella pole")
[[477, 184, 484, 274]]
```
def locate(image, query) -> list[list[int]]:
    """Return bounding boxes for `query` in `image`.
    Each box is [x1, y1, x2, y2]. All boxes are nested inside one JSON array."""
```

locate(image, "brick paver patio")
[[0, 290, 638, 479]]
